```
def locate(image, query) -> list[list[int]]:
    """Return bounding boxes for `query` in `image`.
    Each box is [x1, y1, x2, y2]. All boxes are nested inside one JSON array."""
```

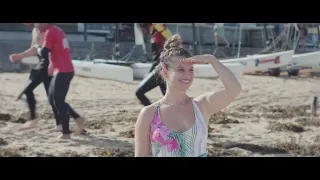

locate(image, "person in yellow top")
[[151, 23, 172, 40], [135, 23, 172, 106]]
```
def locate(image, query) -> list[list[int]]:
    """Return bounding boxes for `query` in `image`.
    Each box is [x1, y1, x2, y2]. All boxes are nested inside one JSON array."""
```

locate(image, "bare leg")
[[221, 36, 230, 47], [214, 36, 219, 46]]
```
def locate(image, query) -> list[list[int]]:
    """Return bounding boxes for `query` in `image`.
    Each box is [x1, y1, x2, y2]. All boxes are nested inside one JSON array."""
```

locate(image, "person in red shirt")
[[33, 23, 84, 139], [135, 23, 167, 106]]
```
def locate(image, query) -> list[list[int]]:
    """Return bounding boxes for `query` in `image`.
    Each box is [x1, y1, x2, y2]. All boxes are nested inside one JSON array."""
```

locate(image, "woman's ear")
[[161, 67, 168, 79]]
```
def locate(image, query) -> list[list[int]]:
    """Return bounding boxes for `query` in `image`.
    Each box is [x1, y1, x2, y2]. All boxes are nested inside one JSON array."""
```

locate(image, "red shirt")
[[151, 24, 166, 48], [152, 32, 165, 48], [42, 25, 74, 75]]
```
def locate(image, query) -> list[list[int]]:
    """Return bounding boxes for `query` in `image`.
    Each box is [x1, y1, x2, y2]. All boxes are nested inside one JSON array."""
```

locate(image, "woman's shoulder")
[[137, 101, 160, 125]]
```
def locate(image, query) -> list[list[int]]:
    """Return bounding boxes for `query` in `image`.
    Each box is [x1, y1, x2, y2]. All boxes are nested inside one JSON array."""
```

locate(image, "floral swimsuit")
[[150, 100, 208, 157]]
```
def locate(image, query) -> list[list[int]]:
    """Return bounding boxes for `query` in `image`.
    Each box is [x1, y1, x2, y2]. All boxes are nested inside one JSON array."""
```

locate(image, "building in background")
[[76, 23, 135, 41]]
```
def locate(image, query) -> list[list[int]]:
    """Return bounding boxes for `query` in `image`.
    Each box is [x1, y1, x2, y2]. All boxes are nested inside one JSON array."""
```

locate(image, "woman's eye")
[[178, 69, 184, 72]]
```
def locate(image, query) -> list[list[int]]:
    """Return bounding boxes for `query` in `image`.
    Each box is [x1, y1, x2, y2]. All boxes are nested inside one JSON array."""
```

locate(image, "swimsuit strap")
[[152, 103, 161, 124]]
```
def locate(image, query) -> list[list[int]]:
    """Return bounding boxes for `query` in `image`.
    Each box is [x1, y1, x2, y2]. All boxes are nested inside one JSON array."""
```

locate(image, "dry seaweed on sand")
[[57, 151, 88, 157], [209, 112, 241, 124], [0, 113, 11, 121], [296, 117, 320, 127], [267, 121, 305, 133], [85, 119, 108, 129], [0, 112, 28, 124], [93, 148, 134, 157], [207, 147, 240, 157], [0, 148, 22, 157], [211, 142, 287, 155], [0, 138, 8, 146], [236, 105, 255, 113], [119, 128, 135, 138], [275, 143, 320, 157], [260, 105, 310, 119], [39, 111, 56, 119]]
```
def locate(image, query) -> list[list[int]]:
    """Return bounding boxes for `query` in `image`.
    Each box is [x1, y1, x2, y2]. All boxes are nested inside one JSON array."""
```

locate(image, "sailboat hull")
[[22, 50, 293, 81], [222, 50, 294, 73], [292, 51, 320, 72], [72, 60, 134, 82]]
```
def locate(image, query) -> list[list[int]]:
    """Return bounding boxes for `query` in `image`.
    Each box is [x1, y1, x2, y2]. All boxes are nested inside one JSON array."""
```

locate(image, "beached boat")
[[77, 23, 293, 79], [291, 51, 320, 72], [72, 48, 293, 79], [20, 57, 134, 82], [80, 59, 245, 80], [72, 59, 133, 82], [225, 50, 295, 74]]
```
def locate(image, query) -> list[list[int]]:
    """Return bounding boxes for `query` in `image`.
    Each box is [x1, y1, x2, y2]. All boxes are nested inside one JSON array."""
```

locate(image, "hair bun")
[[164, 34, 183, 50]]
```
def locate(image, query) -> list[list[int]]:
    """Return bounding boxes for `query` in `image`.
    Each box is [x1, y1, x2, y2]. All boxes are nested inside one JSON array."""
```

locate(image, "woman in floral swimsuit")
[[134, 34, 242, 157]]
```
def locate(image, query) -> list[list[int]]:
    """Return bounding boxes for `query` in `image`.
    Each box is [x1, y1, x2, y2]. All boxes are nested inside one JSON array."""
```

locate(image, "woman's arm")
[[18, 28, 41, 59], [192, 55, 242, 120], [16, 47, 37, 60], [10, 28, 42, 62], [134, 106, 154, 157]]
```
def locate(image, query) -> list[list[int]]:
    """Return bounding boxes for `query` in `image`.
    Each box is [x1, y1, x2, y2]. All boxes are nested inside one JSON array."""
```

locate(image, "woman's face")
[[162, 56, 194, 92]]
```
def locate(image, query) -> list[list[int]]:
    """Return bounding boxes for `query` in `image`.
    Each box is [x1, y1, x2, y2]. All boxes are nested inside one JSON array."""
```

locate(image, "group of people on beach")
[[9, 23, 85, 139], [9, 23, 242, 157]]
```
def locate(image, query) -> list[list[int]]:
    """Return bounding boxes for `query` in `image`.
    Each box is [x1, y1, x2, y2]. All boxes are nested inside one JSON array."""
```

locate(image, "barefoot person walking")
[[134, 34, 242, 157], [9, 23, 85, 132], [32, 23, 84, 139], [213, 23, 230, 47]]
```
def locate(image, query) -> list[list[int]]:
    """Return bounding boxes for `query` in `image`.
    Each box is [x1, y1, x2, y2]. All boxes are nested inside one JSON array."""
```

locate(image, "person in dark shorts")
[[9, 24, 85, 132], [135, 23, 171, 106]]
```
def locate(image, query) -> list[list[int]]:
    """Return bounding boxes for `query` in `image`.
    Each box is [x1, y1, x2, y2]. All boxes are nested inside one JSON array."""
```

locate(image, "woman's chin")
[[176, 84, 192, 92]]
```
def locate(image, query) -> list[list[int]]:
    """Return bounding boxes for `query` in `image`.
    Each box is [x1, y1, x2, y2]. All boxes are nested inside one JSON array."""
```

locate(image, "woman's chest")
[[160, 107, 196, 133]]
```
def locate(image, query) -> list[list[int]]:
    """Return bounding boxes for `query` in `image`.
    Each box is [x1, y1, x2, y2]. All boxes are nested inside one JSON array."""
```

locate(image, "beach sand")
[[1, 71, 320, 157]]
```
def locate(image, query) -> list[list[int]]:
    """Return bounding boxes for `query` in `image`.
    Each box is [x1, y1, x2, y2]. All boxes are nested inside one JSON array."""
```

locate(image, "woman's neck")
[[163, 88, 188, 104]]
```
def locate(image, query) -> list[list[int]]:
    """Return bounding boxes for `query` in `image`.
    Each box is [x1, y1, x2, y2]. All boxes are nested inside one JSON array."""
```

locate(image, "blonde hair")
[[158, 34, 192, 71]]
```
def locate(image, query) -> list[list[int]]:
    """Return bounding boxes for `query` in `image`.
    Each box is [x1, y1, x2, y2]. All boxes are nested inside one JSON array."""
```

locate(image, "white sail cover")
[[134, 23, 146, 52]]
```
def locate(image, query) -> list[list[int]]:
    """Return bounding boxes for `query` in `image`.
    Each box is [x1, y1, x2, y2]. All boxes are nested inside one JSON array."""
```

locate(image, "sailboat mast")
[[114, 23, 120, 60], [263, 23, 270, 46], [237, 24, 243, 58], [317, 23, 320, 46], [192, 23, 197, 55], [84, 23, 88, 42]]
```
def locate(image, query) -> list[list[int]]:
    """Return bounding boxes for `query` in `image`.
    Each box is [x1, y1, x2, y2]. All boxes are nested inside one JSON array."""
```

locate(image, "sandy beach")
[[1, 71, 320, 157]]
